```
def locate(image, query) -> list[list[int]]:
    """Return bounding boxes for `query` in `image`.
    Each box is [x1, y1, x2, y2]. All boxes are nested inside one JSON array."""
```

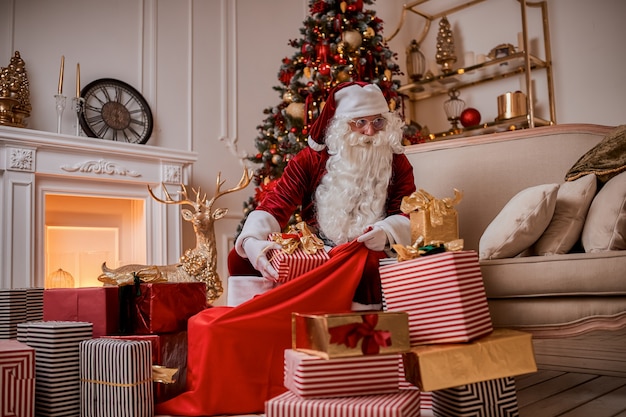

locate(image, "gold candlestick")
[[58, 55, 64, 95]]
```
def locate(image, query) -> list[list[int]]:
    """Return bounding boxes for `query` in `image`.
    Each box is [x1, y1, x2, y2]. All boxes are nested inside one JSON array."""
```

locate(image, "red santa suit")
[[229, 144, 416, 304]]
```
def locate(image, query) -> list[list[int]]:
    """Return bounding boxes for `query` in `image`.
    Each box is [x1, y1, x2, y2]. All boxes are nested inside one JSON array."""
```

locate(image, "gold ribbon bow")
[[271, 222, 324, 255], [152, 365, 179, 384], [400, 188, 463, 227], [392, 238, 465, 262]]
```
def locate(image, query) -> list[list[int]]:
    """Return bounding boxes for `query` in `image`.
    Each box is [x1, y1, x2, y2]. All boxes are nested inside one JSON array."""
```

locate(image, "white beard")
[[315, 115, 402, 245]]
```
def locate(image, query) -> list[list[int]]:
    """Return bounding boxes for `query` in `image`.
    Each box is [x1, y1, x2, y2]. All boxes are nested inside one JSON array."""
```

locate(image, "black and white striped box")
[[80, 338, 153, 417]]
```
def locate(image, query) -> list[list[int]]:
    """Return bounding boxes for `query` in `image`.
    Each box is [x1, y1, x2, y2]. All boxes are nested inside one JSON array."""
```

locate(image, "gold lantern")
[[46, 268, 75, 288], [406, 40, 426, 82]]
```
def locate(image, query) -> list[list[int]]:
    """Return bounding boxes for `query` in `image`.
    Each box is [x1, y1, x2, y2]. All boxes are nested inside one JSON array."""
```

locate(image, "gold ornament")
[[342, 30, 362, 52], [303, 66, 312, 79], [340, 1, 347, 13], [335, 69, 351, 82], [384, 69, 392, 81], [363, 27, 375, 39], [286, 102, 305, 120], [283, 91, 294, 103]]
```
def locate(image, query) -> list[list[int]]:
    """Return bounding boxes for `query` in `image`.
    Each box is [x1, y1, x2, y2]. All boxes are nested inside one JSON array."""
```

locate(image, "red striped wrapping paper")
[[284, 349, 402, 398], [0, 340, 35, 417], [267, 234, 329, 283], [265, 389, 421, 417], [379, 250, 493, 345]]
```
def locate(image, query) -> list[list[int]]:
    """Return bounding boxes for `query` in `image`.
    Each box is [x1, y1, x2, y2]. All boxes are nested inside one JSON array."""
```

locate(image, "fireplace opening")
[[44, 194, 147, 288]]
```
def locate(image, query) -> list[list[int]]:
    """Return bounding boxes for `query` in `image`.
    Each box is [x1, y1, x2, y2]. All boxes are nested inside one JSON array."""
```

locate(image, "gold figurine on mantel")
[[0, 51, 31, 127]]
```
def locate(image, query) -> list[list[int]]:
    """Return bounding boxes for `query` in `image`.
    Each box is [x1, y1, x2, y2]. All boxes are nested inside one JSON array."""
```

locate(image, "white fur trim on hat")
[[307, 136, 326, 151], [334, 83, 389, 119]]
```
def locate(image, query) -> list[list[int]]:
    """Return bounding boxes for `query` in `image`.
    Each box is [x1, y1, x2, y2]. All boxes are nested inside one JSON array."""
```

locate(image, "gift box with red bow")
[[291, 311, 410, 359], [267, 222, 329, 283]]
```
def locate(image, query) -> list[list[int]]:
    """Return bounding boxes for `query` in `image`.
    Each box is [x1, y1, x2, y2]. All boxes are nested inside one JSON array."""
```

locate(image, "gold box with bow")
[[401, 189, 463, 245], [292, 311, 410, 359]]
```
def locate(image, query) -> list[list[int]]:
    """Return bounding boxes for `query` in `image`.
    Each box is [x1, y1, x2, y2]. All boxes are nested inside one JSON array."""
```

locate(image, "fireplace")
[[0, 126, 197, 289]]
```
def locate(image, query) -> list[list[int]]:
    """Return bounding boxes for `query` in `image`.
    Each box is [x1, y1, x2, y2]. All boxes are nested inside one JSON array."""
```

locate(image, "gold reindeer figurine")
[[98, 168, 251, 303]]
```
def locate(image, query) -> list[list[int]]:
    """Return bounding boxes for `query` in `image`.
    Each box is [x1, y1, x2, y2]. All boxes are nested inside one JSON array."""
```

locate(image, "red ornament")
[[318, 62, 331, 76], [460, 108, 481, 127]]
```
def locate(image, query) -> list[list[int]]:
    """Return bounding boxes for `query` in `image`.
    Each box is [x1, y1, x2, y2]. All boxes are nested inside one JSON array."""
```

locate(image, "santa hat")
[[308, 82, 390, 151]]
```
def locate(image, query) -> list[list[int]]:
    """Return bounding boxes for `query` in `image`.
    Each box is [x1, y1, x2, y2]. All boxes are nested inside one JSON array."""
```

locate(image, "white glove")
[[242, 237, 281, 281], [357, 226, 388, 251]]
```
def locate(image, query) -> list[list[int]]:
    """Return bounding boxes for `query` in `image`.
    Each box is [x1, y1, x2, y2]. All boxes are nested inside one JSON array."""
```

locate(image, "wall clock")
[[79, 78, 153, 144]]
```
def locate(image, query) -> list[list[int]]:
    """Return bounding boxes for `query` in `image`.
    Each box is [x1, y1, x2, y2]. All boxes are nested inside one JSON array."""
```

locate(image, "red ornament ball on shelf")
[[460, 108, 481, 127]]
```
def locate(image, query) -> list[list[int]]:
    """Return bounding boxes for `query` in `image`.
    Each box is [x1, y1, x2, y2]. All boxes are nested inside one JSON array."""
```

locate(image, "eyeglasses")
[[349, 117, 387, 131]]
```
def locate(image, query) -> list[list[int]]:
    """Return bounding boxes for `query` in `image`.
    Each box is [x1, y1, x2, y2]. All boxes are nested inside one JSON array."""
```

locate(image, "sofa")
[[404, 123, 626, 338]]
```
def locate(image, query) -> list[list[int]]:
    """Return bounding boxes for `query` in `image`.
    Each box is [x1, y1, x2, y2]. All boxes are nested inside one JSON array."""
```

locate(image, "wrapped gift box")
[[410, 210, 459, 245], [43, 287, 120, 337], [292, 311, 410, 359], [130, 282, 207, 334], [284, 348, 401, 398], [379, 250, 493, 345], [17, 321, 93, 417], [105, 331, 187, 403], [402, 328, 536, 392], [432, 377, 519, 417], [0, 340, 35, 417], [267, 233, 329, 283], [80, 338, 153, 417], [265, 389, 421, 417], [0, 288, 27, 339]]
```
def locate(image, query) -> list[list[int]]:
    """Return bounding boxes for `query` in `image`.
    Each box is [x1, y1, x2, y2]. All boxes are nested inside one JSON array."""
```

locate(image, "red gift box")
[[43, 287, 119, 337], [105, 331, 188, 403], [266, 390, 421, 417], [284, 348, 402, 398], [132, 282, 207, 334], [0, 340, 35, 417], [379, 250, 493, 345], [267, 233, 329, 283]]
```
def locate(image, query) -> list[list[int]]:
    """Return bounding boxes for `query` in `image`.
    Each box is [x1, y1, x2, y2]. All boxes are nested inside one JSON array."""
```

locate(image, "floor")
[[159, 328, 626, 417]]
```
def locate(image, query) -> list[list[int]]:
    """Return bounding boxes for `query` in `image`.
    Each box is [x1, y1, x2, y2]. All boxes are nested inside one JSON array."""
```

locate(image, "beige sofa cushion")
[[481, 251, 626, 298], [582, 170, 626, 252], [479, 184, 559, 260], [533, 174, 597, 255]]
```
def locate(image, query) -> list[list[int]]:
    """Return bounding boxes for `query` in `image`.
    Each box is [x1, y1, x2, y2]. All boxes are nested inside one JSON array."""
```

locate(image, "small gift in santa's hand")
[[267, 222, 329, 283], [401, 188, 463, 245]]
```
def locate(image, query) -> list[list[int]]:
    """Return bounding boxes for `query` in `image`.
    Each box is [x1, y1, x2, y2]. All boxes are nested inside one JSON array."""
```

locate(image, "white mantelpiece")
[[0, 126, 197, 289]]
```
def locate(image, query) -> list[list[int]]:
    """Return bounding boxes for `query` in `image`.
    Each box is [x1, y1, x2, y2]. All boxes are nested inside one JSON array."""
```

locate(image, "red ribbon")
[[280, 232, 302, 240], [328, 314, 392, 355]]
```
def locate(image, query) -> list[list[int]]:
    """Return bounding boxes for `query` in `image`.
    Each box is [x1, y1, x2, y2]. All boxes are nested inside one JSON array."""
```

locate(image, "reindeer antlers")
[[207, 168, 252, 206]]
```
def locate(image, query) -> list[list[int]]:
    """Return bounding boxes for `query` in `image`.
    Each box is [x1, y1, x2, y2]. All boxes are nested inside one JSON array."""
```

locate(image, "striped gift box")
[[0, 289, 27, 339], [80, 338, 153, 417], [379, 250, 493, 345], [284, 349, 402, 398], [267, 234, 329, 283], [432, 377, 519, 417], [266, 389, 421, 417], [17, 320, 93, 417], [0, 340, 35, 417]]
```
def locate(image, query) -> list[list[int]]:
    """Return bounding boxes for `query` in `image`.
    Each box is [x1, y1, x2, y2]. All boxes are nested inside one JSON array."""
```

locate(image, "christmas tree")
[[237, 0, 414, 235]]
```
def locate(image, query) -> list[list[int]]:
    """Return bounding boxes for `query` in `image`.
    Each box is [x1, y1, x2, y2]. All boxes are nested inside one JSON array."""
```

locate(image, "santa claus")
[[229, 81, 416, 310]]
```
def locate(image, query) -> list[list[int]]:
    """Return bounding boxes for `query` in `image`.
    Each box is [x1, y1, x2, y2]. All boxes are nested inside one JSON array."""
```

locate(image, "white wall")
[[1, 0, 625, 303]]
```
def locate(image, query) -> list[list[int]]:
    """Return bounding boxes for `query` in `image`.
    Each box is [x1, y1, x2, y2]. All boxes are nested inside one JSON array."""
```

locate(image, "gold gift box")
[[402, 328, 537, 391], [292, 311, 410, 359], [410, 210, 459, 245]]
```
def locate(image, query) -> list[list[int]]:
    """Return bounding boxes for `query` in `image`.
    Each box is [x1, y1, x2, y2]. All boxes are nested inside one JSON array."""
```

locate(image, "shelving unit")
[[389, 0, 556, 140]]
